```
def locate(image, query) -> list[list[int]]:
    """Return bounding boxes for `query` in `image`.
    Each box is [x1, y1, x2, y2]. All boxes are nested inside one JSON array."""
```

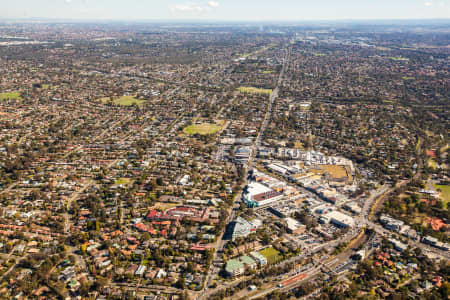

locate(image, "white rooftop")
[[246, 182, 272, 197], [325, 211, 355, 227], [284, 217, 304, 230]]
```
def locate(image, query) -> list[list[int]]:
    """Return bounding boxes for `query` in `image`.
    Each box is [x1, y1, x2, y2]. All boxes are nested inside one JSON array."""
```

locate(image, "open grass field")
[[0, 92, 22, 100], [321, 165, 351, 180], [151, 202, 179, 211], [389, 56, 409, 62], [114, 178, 133, 186], [101, 95, 146, 106], [433, 184, 450, 208], [259, 247, 282, 264], [238, 87, 272, 95], [183, 122, 223, 135], [304, 164, 352, 182]]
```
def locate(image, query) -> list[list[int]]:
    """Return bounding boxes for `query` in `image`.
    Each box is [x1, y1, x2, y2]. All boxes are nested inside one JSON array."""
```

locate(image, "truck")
[[277, 273, 307, 288]]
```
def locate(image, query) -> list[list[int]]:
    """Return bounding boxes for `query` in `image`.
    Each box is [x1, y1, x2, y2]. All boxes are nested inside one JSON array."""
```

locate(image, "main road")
[[196, 46, 291, 300]]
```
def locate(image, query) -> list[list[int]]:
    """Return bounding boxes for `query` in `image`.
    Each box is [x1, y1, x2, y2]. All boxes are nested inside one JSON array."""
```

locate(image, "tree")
[[186, 262, 194, 274], [94, 276, 108, 291], [175, 277, 186, 289]]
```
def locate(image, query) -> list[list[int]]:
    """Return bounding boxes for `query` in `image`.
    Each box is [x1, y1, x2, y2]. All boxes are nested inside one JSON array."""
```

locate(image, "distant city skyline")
[[1, 0, 449, 21]]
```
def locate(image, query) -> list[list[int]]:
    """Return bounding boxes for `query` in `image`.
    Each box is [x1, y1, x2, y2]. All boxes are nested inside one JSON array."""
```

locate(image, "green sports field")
[[238, 87, 272, 95], [0, 92, 22, 101], [433, 184, 450, 208], [101, 96, 146, 106], [183, 122, 223, 135], [259, 247, 282, 264]]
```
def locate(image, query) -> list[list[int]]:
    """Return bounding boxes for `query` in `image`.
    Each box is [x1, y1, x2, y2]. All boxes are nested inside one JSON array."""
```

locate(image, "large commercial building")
[[243, 182, 284, 207], [234, 146, 251, 162], [319, 211, 355, 228], [230, 216, 262, 241], [225, 255, 257, 277], [284, 217, 306, 234], [380, 214, 404, 232]]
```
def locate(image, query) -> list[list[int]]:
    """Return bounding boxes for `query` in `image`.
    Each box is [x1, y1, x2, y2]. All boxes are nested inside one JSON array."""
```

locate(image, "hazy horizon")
[[1, 0, 449, 21]]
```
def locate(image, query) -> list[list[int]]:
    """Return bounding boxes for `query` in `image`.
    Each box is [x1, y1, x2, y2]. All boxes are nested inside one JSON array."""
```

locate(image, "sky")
[[1, 0, 449, 21]]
